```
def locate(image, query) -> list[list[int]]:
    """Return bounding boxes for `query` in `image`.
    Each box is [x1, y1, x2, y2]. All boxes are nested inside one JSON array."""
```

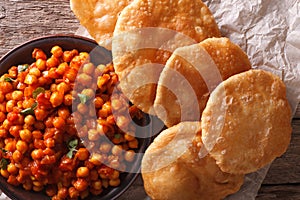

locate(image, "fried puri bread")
[[141, 122, 244, 200], [154, 37, 251, 127], [70, 0, 132, 49], [112, 0, 221, 114], [201, 69, 292, 174]]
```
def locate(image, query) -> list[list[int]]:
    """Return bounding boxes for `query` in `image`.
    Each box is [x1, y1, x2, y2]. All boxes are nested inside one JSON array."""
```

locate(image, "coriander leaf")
[[4, 77, 15, 82], [0, 158, 9, 170], [68, 138, 78, 149], [66, 151, 74, 159], [17, 64, 29, 73], [20, 102, 38, 115], [114, 134, 121, 139], [32, 87, 45, 99], [66, 138, 78, 158], [78, 93, 90, 104]]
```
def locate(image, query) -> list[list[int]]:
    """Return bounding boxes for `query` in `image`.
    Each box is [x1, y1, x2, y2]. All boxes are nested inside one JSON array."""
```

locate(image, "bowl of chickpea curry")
[[0, 35, 152, 200]]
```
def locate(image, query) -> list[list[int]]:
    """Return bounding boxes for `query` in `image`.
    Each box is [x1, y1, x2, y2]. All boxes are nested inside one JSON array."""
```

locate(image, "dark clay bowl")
[[0, 35, 152, 200]]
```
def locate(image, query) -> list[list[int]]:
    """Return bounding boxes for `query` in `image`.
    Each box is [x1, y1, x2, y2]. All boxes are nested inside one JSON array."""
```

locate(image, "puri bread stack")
[[70, 0, 293, 199]]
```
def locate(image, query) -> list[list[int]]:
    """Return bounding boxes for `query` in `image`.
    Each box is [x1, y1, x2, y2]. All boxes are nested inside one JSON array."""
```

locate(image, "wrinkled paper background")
[[1, 0, 298, 200], [201, 1, 300, 199], [77, 0, 300, 200]]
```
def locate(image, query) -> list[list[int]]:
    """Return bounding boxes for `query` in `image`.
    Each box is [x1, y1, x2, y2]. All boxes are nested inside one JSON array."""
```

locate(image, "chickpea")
[[91, 180, 102, 190], [69, 186, 80, 198], [9, 125, 22, 138], [128, 138, 139, 149], [36, 58, 46, 71], [29, 67, 41, 77], [77, 103, 88, 114], [73, 178, 88, 192], [0, 82, 13, 94], [89, 153, 102, 166], [58, 107, 70, 119], [12, 150, 23, 163], [33, 185, 44, 192], [57, 187, 68, 199], [19, 129, 32, 143], [52, 117, 65, 129], [44, 138, 55, 148], [32, 48, 47, 60], [77, 73, 93, 85], [110, 170, 120, 179], [46, 56, 60, 68], [99, 142, 112, 154], [109, 178, 120, 187], [6, 100, 16, 112], [50, 83, 57, 92], [64, 68, 77, 82], [88, 129, 99, 141], [22, 180, 33, 191], [89, 169, 98, 181], [124, 150, 135, 162], [34, 108, 48, 121], [1, 169, 9, 178], [94, 97, 104, 109], [24, 115, 35, 126], [50, 91, 64, 107], [51, 46, 63, 58], [24, 74, 38, 85], [16, 140, 28, 154], [31, 149, 44, 160], [57, 82, 70, 93], [0, 128, 8, 138], [63, 93, 73, 106], [75, 148, 89, 161], [76, 167, 90, 178], [5, 140, 16, 152], [11, 91, 23, 101], [82, 63, 94, 75], [7, 163, 18, 175], [111, 145, 123, 156]]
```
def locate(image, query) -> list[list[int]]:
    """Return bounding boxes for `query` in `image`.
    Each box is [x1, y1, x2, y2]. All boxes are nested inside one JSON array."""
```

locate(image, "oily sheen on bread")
[[141, 122, 244, 200], [154, 37, 251, 127], [201, 69, 292, 174]]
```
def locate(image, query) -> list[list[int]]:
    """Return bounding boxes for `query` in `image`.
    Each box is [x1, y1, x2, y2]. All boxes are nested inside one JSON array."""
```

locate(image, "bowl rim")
[[0, 34, 97, 62], [0, 34, 150, 200]]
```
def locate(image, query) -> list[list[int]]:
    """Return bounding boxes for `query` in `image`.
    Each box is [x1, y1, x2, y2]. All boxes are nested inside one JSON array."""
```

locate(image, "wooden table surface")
[[0, 0, 299, 199]]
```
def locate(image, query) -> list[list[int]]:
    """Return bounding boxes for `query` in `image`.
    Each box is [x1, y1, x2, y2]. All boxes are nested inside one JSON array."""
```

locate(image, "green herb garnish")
[[32, 87, 45, 99], [4, 77, 15, 82], [114, 134, 121, 139], [0, 148, 7, 154], [17, 64, 29, 73], [20, 102, 38, 115], [0, 158, 9, 170], [78, 93, 90, 104], [66, 138, 78, 158]]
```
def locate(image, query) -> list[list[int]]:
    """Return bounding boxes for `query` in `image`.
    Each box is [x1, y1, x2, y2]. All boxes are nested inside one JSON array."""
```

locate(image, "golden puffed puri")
[[154, 37, 252, 127], [112, 0, 221, 114], [141, 122, 244, 200], [70, 0, 132, 49], [201, 69, 292, 174]]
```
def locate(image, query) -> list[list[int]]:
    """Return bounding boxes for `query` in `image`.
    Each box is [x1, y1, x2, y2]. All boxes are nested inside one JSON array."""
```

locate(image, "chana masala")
[[0, 46, 144, 199]]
